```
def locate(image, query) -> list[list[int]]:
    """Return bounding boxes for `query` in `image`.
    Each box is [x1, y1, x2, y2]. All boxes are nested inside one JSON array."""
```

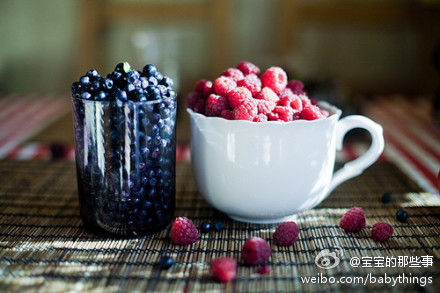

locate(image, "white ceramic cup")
[[187, 102, 384, 224]]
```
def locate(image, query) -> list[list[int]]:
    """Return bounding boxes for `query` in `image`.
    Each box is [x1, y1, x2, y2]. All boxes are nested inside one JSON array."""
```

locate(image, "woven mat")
[[0, 161, 439, 292]]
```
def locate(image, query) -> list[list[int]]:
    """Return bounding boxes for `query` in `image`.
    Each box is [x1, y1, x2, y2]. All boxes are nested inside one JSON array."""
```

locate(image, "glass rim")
[[71, 95, 175, 105]]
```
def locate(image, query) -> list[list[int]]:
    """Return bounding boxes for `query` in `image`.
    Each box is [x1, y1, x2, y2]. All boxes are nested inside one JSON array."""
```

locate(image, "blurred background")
[[0, 0, 440, 189]]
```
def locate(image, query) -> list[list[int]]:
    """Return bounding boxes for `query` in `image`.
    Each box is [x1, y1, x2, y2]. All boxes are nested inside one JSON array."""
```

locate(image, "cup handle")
[[328, 115, 385, 193]]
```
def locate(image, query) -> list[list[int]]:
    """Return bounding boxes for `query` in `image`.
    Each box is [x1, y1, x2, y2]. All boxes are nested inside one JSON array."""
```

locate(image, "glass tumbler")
[[72, 97, 176, 236]]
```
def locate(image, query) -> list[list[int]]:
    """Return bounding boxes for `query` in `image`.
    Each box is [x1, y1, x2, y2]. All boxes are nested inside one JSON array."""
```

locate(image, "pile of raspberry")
[[187, 61, 329, 122]]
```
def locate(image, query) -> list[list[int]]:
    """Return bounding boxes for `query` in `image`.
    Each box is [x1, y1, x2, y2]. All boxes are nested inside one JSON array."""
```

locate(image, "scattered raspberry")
[[222, 68, 245, 82], [273, 222, 300, 246], [273, 106, 294, 122], [170, 217, 199, 245], [286, 80, 305, 94], [371, 222, 393, 242], [221, 109, 234, 120], [339, 207, 366, 232], [194, 79, 210, 93], [256, 99, 276, 115], [233, 100, 257, 121], [227, 87, 253, 108], [237, 74, 262, 96], [237, 61, 260, 75], [187, 92, 203, 109], [256, 265, 271, 275], [193, 99, 205, 114], [255, 87, 279, 103], [253, 113, 268, 122], [241, 237, 271, 265], [205, 94, 228, 116], [210, 257, 237, 283], [214, 76, 236, 96], [260, 66, 287, 95], [300, 104, 324, 121]]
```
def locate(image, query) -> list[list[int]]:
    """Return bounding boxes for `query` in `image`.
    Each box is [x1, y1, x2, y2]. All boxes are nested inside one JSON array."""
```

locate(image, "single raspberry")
[[241, 237, 271, 265], [193, 99, 205, 114], [260, 66, 287, 95], [267, 112, 281, 121], [300, 104, 324, 121], [210, 257, 237, 283], [286, 80, 305, 94], [253, 113, 268, 122], [339, 207, 366, 232], [170, 217, 199, 245], [187, 92, 203, 109], [256, 265, 271, 275], [194, 79, 210, 93], [214, 76, 236, 96], [273, 106, 294, 122], [205, 94, 228, 116], [222, 68, 244, 82], [255, 87, 279, 103], [371, 222, 393, 242], [233, 100, 257, 121], [237, 61, 260, 75], [221, 109, 234, 120], [237, 74, 262, 96], [202, 81, 214, 97], [227, 87, 253, 108], [278, 89, 303, 113], [257, 99, 276, 115], [273, 222, 300, 246]]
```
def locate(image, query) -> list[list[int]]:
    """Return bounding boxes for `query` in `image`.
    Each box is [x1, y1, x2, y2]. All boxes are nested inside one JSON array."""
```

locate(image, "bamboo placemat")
[[0, 160, 439, 292]]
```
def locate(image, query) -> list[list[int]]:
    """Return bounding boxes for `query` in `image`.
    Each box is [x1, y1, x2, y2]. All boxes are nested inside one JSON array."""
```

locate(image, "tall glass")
[[72, 97, 176, 236]]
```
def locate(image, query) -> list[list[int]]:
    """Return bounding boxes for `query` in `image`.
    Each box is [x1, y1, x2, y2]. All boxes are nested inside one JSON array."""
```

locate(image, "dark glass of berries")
[[71, 63, 177, 236]]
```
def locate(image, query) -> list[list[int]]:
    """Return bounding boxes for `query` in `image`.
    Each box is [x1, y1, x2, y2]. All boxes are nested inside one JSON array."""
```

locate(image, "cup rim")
[[71, 96, 172, 105], [187, 101, 342, 125]]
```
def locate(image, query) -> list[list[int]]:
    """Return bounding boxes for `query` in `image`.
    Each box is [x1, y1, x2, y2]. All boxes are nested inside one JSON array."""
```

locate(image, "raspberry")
[[267, 112, 281, 121], [286, 80, 305, 94], [273, 106, 294, 122], [227, 87, 253, 108], [193, 99, 205, 114], [300, 95, 312, 108], [170, 217, 199, 245], [278, 90, 303, 113], [371, 222, 393, 242], [187, 92, 203, 109], [241, 237, 271, 265], [222, 68, 244, 82], [210, 257, 237, 283], [233, 100, 257, 121], [194, 79, 210, 93], [260, 66, 287, 95], [253, 113, 268, 122], [221, 109, 234, 120], [273, 221, 300, 246], [214, 76, 236, 96], [256, 265, 270, 275], [205, 94, 228, 116], [237, 74, 262, 96], [300, 104, 324, 121], [202, 81, 214, 97], [339, 207, 366, 232], [255, 87, 279, 103], [257, 99, 276, 115], [237, 61, 260, 75]]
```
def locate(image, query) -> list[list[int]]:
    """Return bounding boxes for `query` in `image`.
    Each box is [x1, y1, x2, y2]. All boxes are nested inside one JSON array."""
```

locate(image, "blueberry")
[[108, 71, 122, 81], [115, 62, 131, 73], [140, 77, 149, 89], [127, 70, 140, 83], [214, 221, 224, 231], [80, 75, 90, 85], [86, 69, 99, 79], [154, 72, 163, 81], [81, 92, 92, 100], [126, 83, 136, 93], [158, 85, 167, 96], [143, 64, 157, 77], [160, 76, 174, 88], [103, 78, 114, 90], [115, 89, 128, 101], [148, 87, 161, 100], [89, 80, 101, 92], [381, 192, 392, 203], [166, 89, 176, 99], [96, 91, 107, 100], [200, 221, 211, 233], [148, 77, 158, 86], [71, 82, 82, 94], [396, 209, 409, 222]]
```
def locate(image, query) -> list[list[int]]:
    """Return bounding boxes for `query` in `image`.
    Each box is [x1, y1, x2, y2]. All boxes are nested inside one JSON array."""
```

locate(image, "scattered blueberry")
[[200, 221, 211, 233], [381, 192, 392, 203], [158, 256, 174, 269], [214, 221, 224, 232], [396, 209, 409, 222]]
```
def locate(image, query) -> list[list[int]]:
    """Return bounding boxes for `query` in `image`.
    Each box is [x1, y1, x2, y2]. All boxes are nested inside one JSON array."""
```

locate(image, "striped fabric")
[[0, 94, 69, 158]]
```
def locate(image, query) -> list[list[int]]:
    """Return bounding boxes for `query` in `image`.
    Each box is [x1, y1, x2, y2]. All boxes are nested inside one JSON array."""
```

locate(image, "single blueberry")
[[126, 83, 136, 93], [89, 80, 101, 92], [167, 89, 176, 99], [81, 92, 92, 100], [214, 221, 224, 232], [147, 77, 158, 86], [158, 256, 174, 269], [127, 70, 140, 83], [396, 209, 409, 222], [200, 222, 211, 233], [160, 76, 174, 88], [158, 85, 167, 96], [154, 72, 163, 81], [150, 178, 157, 186], [80, 75, 90, 85], [140, 77, 149, 89], [381, 192, 392, 203], [115, 89, 128, 101], [143, 64, 157, 77], [86, 69, 99, 78], [103, 78, 114, 90], [148, 87, 161, 100], [108, 71, 122, 82], [95, 91, 107, 100], [151, 148, 160, 159], [71, 82, 82, 94]]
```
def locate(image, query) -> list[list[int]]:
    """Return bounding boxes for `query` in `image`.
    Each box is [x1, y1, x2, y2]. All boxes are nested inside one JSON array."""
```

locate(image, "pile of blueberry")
[[71, 63, 177, 236], [71, 62, 176, 102]]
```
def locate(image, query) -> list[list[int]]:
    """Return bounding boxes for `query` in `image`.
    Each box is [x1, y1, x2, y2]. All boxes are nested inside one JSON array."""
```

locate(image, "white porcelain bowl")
[[187, 103, 384, 224]]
